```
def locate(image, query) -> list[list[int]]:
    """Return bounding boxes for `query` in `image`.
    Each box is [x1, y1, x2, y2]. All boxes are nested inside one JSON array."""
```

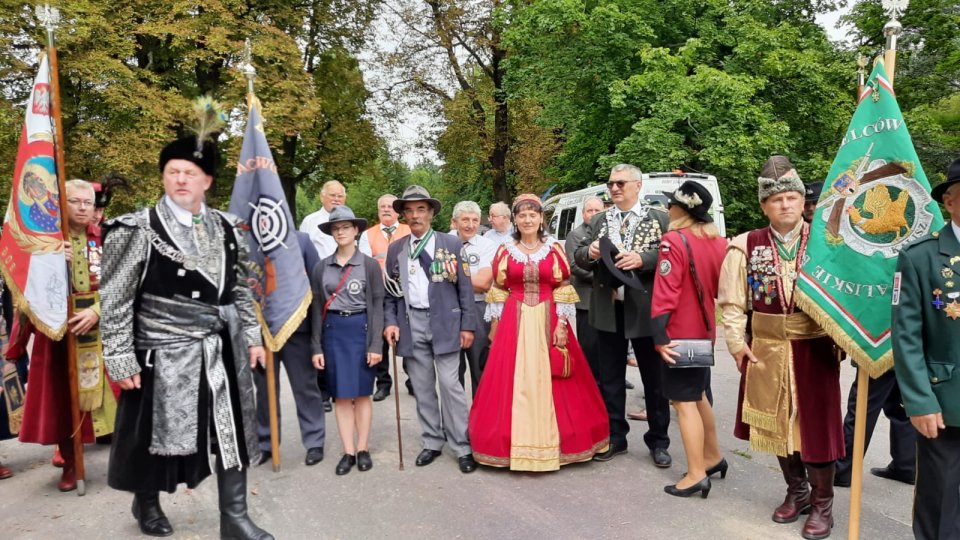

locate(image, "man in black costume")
[[101, 129, 272, 539]]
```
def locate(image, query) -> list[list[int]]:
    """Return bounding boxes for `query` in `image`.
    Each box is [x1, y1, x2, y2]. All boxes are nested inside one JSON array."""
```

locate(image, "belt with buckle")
[[327, 309, 364, 317]]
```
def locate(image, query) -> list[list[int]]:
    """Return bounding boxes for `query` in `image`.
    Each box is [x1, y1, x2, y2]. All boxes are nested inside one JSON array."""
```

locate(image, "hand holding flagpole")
[[38, 3, 86, 497], [237, 40, 281, 473]]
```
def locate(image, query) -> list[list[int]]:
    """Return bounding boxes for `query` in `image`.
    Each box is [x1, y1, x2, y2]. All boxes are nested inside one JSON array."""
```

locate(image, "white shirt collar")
[[616, 197, 645, 218], [771, 220, 805, 244], [163, 196, 206, 227]]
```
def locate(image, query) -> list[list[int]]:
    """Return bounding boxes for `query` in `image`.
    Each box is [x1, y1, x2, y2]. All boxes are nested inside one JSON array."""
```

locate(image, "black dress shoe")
[[323, 399, 333, 413], [357, 451, 373, 471], [415, 449, 442, 467], [373, 387, 391, 402], [625, 379, 635, 390], [664, 477, 711, 498], [335, 454, 356, 475], [651, 447, 672, 468], [132, 493, 174, 537], [870, 466, 915, 485], [256, 451, 272, 467], [593, 442, 628, 462], [458, 454, 477, 473], [305, 447, 324, 466], [405, 379, 415, 396], [834, 472, 851, 488]]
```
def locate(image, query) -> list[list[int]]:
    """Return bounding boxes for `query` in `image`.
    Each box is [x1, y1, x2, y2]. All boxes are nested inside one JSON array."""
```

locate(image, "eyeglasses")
[[67, 198, 94, 208], [606, 180, 637, 190]]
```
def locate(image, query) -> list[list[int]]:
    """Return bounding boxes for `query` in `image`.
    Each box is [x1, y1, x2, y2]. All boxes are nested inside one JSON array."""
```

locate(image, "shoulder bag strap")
[[677, 231, 712, 332], [322, 264, 354, 321]]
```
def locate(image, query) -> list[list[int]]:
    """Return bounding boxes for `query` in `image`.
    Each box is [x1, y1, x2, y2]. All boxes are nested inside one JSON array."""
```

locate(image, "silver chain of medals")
[[135, 211, 223, 271]]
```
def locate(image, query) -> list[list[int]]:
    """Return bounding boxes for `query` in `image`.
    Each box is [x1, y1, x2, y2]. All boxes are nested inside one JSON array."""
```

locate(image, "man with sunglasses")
[[574, 164, 671, 466]]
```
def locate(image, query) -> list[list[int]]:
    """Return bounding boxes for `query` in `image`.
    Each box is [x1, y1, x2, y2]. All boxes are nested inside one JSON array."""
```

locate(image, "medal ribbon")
[[767, 225, 809, 315]]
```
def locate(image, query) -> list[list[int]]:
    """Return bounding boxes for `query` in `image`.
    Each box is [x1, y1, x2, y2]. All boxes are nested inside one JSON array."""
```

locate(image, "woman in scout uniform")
[[892, 158, 960, 539], [718, 156, 842, 540], [311, 206, 385, 475], [651, 181, 728, 498]]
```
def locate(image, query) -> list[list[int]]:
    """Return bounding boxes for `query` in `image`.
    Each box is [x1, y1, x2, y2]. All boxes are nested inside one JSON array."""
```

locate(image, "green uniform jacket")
[[892, 222, 960, 427]]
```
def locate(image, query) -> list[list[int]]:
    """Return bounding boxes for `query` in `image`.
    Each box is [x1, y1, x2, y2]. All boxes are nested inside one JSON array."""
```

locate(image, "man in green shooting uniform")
[[891, 157, 960, 540]]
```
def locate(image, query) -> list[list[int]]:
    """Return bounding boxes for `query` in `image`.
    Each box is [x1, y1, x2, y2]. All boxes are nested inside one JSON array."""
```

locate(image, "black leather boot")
[[217, 467, 274, 540], [131, 492, 174, 537]]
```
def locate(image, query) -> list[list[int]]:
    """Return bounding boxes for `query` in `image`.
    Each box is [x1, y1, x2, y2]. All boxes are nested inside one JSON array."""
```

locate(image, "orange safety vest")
[[366, 222, 411, 268]]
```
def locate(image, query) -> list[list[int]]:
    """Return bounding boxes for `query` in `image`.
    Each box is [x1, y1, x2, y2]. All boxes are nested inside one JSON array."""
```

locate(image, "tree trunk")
[[489, 25, 510, 204], [279, 134, 300, 224]]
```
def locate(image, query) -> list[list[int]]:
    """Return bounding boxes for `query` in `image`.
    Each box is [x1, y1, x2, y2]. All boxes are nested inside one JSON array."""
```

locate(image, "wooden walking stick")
[[390, 343, 404, 471], [40, 4, 85, 496]]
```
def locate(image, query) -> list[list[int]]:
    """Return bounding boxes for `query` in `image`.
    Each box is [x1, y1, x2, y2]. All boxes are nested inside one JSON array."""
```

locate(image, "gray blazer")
[[384, 231, 477, 357], [565, 223, 593, 311], [574, 206, 669, 339], [310, 252, 385, 356]]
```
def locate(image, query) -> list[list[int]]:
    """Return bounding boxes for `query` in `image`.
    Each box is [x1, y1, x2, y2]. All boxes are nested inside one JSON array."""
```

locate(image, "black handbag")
[[668, 232, 715, 369]]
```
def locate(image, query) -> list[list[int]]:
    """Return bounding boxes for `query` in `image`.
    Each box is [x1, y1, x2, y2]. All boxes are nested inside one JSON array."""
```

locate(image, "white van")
[[545, 171, 726, 240]]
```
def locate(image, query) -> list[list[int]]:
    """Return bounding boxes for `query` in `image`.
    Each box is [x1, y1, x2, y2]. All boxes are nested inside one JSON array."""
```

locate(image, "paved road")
[[1, 340, 914, 539]]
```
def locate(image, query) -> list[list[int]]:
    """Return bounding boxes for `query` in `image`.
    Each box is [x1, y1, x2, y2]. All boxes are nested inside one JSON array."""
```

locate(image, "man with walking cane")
[[383, 185, 478, 473]]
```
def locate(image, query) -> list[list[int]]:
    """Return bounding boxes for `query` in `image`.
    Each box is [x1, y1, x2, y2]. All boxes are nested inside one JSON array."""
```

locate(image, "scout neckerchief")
[[409, 228, 435, 276], [767, 224, 809, 315]]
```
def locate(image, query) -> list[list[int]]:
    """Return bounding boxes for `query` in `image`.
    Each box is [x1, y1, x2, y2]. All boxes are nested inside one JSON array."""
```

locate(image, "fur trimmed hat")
[[159, 137, 219, 177], [758, 155, 805, 203]]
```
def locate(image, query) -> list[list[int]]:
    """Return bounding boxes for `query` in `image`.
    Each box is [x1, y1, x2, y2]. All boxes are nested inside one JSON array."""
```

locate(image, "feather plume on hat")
[[187, 96, 228, 159]]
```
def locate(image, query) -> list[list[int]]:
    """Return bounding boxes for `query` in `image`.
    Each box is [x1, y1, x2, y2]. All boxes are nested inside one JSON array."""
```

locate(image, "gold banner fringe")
[[795, 290, 895, 379], [256, 289, 313, 353], [741, 408, 780, 433], [0, 263, 68, 341], [750, 432, 788, 457]]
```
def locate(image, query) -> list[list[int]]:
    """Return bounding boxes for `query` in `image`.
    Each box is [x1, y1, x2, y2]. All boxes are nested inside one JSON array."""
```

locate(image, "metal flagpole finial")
[[882, 0, 907, 38], [239, 38, 257, 95], [36, 4, 61, 31]]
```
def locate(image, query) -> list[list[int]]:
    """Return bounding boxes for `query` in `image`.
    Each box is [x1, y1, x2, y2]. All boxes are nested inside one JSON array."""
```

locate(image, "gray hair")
[[610, 163, 643, 181], [65, 178, 95, 198], [582, 196, 603, 210], [321, 180, 346, 195], [453, 200, 482, 219], [377, 193, 397, 206], [488, 201, 510, 217]]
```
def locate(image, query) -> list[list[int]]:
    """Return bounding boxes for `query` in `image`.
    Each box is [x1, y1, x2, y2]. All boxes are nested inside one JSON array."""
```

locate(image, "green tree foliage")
[[0, 0, 381, 222], [504, 0, 855, 233]]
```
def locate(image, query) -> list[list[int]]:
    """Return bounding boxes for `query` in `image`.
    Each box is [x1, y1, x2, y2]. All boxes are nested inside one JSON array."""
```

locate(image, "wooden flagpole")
[[848, 3, 907, 537], [241, 40, 280, 473], [39, 4, 85, 496]]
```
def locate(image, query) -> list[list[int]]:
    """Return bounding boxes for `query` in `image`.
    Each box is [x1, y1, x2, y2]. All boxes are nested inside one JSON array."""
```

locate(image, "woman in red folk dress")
[[468, 194, 609, 471]]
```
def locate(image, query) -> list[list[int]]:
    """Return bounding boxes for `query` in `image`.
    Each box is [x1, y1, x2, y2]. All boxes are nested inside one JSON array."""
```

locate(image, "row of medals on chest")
[[932, 255, 960, 320], [409, 248, 458, 283], [747, 245, 797, 306]]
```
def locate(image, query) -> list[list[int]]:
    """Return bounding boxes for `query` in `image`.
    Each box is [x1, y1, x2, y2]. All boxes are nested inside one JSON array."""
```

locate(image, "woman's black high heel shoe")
[[706, 458, 729, 479], [682, 457, 729, 479], [664, 477, 712, 498]]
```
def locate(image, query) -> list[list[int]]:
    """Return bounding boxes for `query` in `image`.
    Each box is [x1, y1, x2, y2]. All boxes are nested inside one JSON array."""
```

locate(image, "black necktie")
[[384, 225, 396, 242]]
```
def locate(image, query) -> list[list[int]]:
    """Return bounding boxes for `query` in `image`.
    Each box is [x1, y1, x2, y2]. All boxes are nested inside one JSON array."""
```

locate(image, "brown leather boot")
[[57, 441, 77, 492], [772, 453, 811, 523], [802, 463, 835, 539]]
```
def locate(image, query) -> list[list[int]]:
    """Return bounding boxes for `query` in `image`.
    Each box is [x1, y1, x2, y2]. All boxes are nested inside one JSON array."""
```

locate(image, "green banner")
[[796, 61, 944, 377]]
